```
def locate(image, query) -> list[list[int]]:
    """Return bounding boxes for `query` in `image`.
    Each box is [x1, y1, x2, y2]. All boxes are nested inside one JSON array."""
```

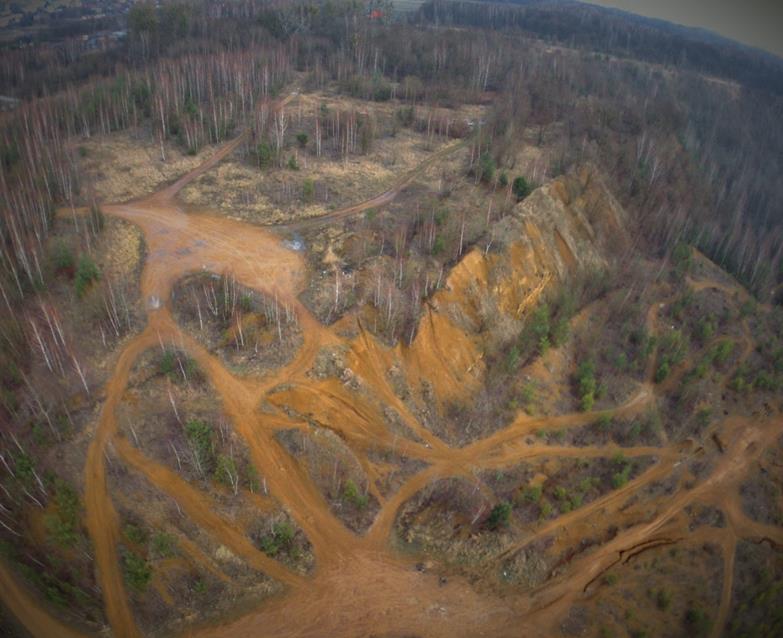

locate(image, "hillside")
[[0, 2, 782, 637]]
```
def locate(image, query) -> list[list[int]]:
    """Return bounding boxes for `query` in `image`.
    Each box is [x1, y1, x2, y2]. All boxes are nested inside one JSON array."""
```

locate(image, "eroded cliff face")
[[397, 165, 629, 404]]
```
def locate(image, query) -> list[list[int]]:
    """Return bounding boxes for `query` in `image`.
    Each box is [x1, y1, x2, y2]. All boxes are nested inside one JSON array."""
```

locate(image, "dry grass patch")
[[76, 129, 218, 202], [179, 128, 452, 225]]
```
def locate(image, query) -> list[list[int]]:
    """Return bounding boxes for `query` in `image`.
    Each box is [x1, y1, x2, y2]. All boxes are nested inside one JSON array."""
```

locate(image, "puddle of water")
[[284, 238, 305, 251]]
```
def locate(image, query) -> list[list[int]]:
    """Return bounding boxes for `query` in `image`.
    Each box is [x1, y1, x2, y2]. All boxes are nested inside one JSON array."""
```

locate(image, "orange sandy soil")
[[2, 90, 782, 638]]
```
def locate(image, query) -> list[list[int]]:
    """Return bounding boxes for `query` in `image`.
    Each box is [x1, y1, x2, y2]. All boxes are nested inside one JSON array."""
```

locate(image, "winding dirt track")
[[273, 140, 465, 232], [3, 102, 782, 638]]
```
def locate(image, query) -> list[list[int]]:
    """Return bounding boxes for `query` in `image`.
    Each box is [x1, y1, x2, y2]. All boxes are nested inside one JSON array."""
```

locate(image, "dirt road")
[[272, 140, 465, 232]]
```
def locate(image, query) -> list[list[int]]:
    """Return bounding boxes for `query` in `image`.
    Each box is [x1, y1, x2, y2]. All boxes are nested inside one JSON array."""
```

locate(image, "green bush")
[[684, 607, 711, 636], [258, 521, 295, 557], [695, 315, 716, 344], [434, 208, 448, 226], [122, 551, 152, 592], [580, 391, 595, 412], [256, 141, 273, 168], [302, 178, 315, 201], [655, 360, 671, 383], [522, 485, 542, 503], [576, 359, 597, 411], [656, 588, 671, 611], [612, 463, 632, 489], [530, 303, 551, 354], [671, 242, 692, 278], [549, 429, 565, 443], [579, 476, 600, 492], [754, 371, 779, 391], [74, 254, 100, 298], [158, 350, 176, 376], [343, 479, 369, 509], [654, 329, 687, 383], [151, 532, 177, 558], [158, 350, 199, 382], [14, 451, 36, 488], [370, 76, 393, 102], [51, 241, 75, 277], [1, 140, 20, 170], [729, 364, 751, 393], [214, 454, 238, 487], [478, 152, 495, 183], [512, 176, 531, 200], [660, 329, 687, 364], [123, 523, 148, 545], [739, 300, 757, 318], [611, 453, 632, 488], [287, 155, 299, 170], [396, 105, 414, 127], [614, 351, 629, 371], [687, 358, 709, 381], [505, 345, 521, 372], [515, 302, 554, 361], [487, 501, 512, 530], [695, 408, 712, 429], [520, 382, 536, 408], [296, 132, 308, 148], [596, 414, 612, 431], [185, 419, 214, 474], [45, 479, 81, 547], [770, 346, 783, 373], [550, 316, 570, 347], [246, 464, 261, 493], [670, 292, 694, 321], [239, 293, 254, 312], [15, 562, 84, 608]]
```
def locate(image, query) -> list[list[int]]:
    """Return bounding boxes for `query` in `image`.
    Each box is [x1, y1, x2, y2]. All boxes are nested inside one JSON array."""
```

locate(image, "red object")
[[370, 9, 383, 19]]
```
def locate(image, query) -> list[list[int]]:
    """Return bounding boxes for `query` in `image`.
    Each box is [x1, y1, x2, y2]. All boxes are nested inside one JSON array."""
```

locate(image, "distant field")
[[392, 0, 427, 14]]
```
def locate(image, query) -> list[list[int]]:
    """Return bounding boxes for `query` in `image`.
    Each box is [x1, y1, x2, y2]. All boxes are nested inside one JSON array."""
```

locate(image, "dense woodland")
[[413, 0, 783, 298], [2, 0, 783, 423], [418, 0, 783, 94]]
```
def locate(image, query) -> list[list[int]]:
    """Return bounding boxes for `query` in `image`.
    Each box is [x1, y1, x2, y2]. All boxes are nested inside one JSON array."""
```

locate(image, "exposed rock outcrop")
[[401, 164, 629, 403]]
